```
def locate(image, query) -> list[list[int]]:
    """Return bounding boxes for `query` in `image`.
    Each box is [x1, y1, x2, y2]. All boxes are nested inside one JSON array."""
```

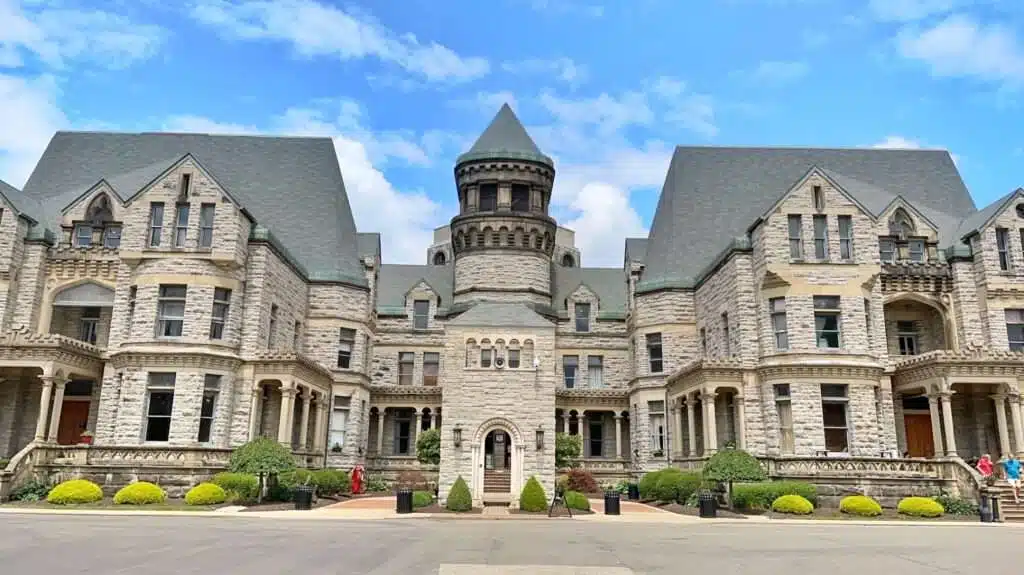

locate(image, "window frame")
[[268, 304, 278, 348], [774, 384, 794, 454], [144, 373, 176, 442], [879, 239, 895, 263], [510, 184, 530, 212], [412, 299, 430, 330], [813, 214, 828, 260], [1006, 309, 1024, 351], [329, 396, 350, 450], [148, 202, 164, 247], [574, 302, 591, 332], [422, 352, 439, 385], [838, 215, 853, 260], [788, 214, 803, 259], [478, 183, 498, 212], [74, 224, 93, 247], [157, 285, 187, 337], [813, 295, 842, 349], [896, 320, 919, 356], [563, 355, 578, 388], [769, 297, 788, 350], [587, 355, 603, 388], [197, 374, 220, 443], [998, 227, 1011, 270], [398, 352, 415, 385], [645, 332, 663, 373], [721, 312, 730, 356], [209, 287, 231, 340], [103, 225, 122, 249], [174, 203, 190, 248], [820, 384, 850, 453], [337, 328, 356, 369], [198, 203, 215, 248], [507, 348, 520, 369]]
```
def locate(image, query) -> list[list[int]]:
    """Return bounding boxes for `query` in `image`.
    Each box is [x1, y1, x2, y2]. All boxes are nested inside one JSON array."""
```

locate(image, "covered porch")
[[366, 385, 442, 473], [667, 359, 748, 458], [247, 353, 334, 458]]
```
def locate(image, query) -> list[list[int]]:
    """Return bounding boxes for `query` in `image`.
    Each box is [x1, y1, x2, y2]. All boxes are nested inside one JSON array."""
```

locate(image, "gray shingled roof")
[[376, 264, 454, 311], [20, 131, 365, 285], [956, 188, 1024, 240], [455, 104, 554, 167], [357, 232, 381, 261], [0, 179, 41, 223], [625, 238, 648, 265], [553, 266, 628, 318], [446, 302, 554, 328], [640, 146, 976, 291]]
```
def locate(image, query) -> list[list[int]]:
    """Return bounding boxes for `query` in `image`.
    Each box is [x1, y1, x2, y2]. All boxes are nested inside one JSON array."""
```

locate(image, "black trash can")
[[698, 490, 717, 518], [294, 485, 314, 511], [992, 495, 1002, 523], [604, 491, 621, 516], [396, 488, 413, 514], [980, 495, 993, 523], [627, 483, 640, 501]]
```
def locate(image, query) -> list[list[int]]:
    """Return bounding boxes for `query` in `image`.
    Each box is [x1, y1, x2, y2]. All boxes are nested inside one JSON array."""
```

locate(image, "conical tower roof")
[[456, 104, 554, 168]]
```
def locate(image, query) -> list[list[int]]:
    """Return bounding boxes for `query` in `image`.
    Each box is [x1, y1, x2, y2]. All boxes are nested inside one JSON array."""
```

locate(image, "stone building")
[[0, 104, 1020, 506]]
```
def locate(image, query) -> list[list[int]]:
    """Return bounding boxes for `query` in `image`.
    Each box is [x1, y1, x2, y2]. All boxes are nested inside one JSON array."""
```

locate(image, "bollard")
[[604, 491, 621, 516]]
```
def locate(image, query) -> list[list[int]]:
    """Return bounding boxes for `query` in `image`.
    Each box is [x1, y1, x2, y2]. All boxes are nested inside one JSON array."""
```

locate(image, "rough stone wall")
[[631, 290, 698, 380], [453, 251, 551, 305], [10, 243, 48, 330], [306, 283, 371, 370], [0, 216, 27, 330], [240, 245, 308, 351], [883, 302, 946, 356], [0, 380, 38, 458], [695, 255, 758, 367], [326, 386, 371, 467], [951, 261, 985, 346]]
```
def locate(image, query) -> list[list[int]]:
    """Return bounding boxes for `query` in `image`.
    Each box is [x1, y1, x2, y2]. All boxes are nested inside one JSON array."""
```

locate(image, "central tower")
[[451, 104, 557, 306]]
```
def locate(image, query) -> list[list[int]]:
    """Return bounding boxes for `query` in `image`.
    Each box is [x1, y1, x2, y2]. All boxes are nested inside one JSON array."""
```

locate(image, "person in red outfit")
[[977, 454, 994, 478]]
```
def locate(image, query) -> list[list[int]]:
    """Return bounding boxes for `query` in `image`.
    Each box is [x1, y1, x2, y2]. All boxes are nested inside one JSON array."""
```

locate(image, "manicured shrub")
[[185, 483, 227, 506], [638, 468, 668, 500], [520, 476, 548, 512], [703, 449, 767, 506], [653, 469, 703, 504], [46, 479, 103, 505], [933, 494, 977, 516], [731, 481, 818, 510], [771, 494, 814, 515], [312, 469, 351, 496], [839, 495, 882, 517], [564, 490, 590, 511], [212, 472, 259, 501], [412, 491, 434, 508], [565, 468, 599, 494], [113, 481, 165, 505], [446, 476, 472, 512], [228, 437, 295, 504], [898, 496, 944, 518], [416, 428, 441, 465]]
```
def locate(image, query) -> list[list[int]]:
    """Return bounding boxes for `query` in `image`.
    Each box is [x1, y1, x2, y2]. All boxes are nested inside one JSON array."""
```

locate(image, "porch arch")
[[883, 292, 958, 353]]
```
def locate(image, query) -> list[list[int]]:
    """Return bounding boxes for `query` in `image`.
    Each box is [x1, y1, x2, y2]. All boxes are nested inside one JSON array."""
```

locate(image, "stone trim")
[[370, 384, 442, 400], [110, 350, 241, 371]]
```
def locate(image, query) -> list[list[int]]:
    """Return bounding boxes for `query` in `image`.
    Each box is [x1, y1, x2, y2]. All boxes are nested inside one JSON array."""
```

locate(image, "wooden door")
[[57, 401, 90, 445], [904, 413, 935, 458]]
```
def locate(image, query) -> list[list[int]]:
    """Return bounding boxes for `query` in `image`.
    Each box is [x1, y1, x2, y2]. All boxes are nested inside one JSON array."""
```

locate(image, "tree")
[[229, 437, 296, 503], [555, 432, 581, 469], [416, 428, 441, 466], [701, 448, 766, 508]]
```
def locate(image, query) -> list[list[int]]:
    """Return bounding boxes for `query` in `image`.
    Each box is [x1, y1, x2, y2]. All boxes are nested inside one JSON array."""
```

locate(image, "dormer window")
[[103, 226, 122, 249], [575, 302, 591, 332], [74, 225, 92, 247], [413, 300, 429, 329], [478, 184, 498, 211]]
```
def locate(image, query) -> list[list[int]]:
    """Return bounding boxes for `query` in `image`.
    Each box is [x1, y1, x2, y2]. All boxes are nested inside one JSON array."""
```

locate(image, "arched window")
[[888, 208, 915, 240], [86, 194, 113, 225], [561, 253, 575, 267], [433, 251, 447, 265], [522, 340, 535, 368], [465, 338, 477, 367]]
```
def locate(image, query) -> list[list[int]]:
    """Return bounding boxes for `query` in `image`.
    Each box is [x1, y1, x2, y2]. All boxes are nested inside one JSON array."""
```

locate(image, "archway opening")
[[483, 429, 512, 493]]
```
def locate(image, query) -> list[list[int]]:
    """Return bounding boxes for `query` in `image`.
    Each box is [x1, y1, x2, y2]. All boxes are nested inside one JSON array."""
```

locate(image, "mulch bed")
[[240, 496, 342, 512], [651, 502, 748, 519], [414, 503, 483, 514], [767, 507, 977, 521], [510, 507, 593, 516]]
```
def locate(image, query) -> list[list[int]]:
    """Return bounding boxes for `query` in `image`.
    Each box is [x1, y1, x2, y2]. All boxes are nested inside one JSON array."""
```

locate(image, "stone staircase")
[[989, 481, 1024, 522], [483, 470, 511, 493]]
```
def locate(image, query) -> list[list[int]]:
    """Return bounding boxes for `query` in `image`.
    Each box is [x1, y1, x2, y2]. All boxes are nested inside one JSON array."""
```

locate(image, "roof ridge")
[[673, 144, 951, 153], [53, 130, 334, 142]]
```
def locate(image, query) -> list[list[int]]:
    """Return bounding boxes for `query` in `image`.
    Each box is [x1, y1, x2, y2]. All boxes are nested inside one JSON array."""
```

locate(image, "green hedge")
[[564, 490, 590, 511], [654, 470, 703, 504], [312, 469, 351, 496], [114, 482, 165, 505], [839, 495, 882, 517], [46, 479, 103, 505], [185, 483, 227, 506], [520, 476, 547, 512], [731, 481, 818, 510], [898, 497, 944, 518], [446, 476, 472, 512], [771, 494, 814, 515], [212, 472, 259, 501], [412, 491, 434, 508]]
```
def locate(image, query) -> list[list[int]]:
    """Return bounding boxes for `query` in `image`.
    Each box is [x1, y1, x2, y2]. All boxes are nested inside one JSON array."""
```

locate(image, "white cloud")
[[896, 14, 1024, 85], [502, 57, 588, 87], [871, 135, 962, 166], [559, 183, 648, 265], [745, 60, 810, 85], [190, 0, 489, 83], [0, 73, 68, 188], [868, 0, 956, 22]]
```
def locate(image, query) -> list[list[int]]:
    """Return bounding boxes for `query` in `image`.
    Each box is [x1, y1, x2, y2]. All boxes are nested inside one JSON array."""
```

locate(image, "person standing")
[[1002, 454, 1021, 504]]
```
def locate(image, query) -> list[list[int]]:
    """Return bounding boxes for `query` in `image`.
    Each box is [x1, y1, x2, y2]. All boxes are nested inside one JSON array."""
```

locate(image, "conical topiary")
[[446, 476, 472, 512], [519, 476, 547, 512]]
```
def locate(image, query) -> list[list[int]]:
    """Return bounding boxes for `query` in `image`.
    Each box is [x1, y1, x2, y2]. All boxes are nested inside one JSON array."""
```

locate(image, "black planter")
[[604, 491, 621, 515], [698, 490, 717, 518], [627, 483, 640, 501], [294, 485, 314, 511], [396, 488, 414, 514]]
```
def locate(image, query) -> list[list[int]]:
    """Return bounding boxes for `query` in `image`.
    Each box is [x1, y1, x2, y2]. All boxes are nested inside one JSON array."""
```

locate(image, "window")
[[646, 333, 663, 373], [507, 348, 520, 369], [769, 298, 788, 350], [814, 296, 841, 349], [433, 252, 446, 265], [1006, 310, 1024, 351], [998, 228, 1011, 270], [398, 352, 415, 385], [157, 285, 186, 337], [478, 184, 498, 211], [149, 203, 164, 247], [721, 312, 730, 356], [330, 396, 350, 450], [821, 384, 849, 453], [423, 352, 439, 385], [700, 328, 707, 355], [812, 185, 824, 210], [1020, 229, 1024, 263], [174, 204, 189, 247], [199, 204, 215, 248], [364, 333, 372, 370], [774, 384, 794, 454], [788, 215, 803, 259], [511, 184, 530, 211], [78, 307, 100, 344], [293, 321, 302, 351], [413, 300, 429, 329], [74, 225, 92, 247], [144, 373, 175, 442], [268, 304, 278, 347], [838, 215, 852, 260], [561, 253, 576, 267], [179, 173, 192, 197], [480, 346, 492, 368], [864, 298, 871, 338], [197, 374, 220, 443], [587, 356, 603, 387], [563, 356, 578, 388], [103, 226, 121, 249], [127, 286, 137, 328], [897, 320, 918, 356], [209, 288, 231, 340], [337, 328, 355, 368], [648, 401, 665, 453], [879, 239, 895, 263], [575, 302, 590, 332], [904, 239, 924, 263], [589, 420, 604, 457], [813, 215, 828, 259], [393, 414, 412, 455]]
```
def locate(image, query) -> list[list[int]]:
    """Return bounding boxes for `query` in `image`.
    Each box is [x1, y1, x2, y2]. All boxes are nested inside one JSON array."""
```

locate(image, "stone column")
[[298, 388, 313, 450], [927, 394, 943, 458], [376, 408, 386, 454], [248, 385, 262, 440], [686, 397, 697, 457], [311, 396, 326, 451], [703, 391, 718, 454], [1010, 394, 1024, 457], [672, 404, 684, 458], [562, 412, 570, 435], [939, 391, 958, 457], [46, 378, 68, 443], [277, 384, 296, 447], [993, 394, 1012, 458], [34, 376, 55, 442], [734, 395, 746, 450], [614, 415, 623, 459], [893, 392, 907, 455], [432, 410, 440, 429], [414, 410, 423, 447]]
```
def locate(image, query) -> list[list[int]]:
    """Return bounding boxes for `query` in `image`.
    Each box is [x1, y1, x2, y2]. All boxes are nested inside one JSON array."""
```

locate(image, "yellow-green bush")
[[771, 494, 814, 515], [212, 472, 259, 501], [564, 490, 590, 511], [185, 483, 227, 506], [46, 479, 103, 505], [113, 481, 165, 505], [897, 496, 944, 518], [840, 495, 882, 517]]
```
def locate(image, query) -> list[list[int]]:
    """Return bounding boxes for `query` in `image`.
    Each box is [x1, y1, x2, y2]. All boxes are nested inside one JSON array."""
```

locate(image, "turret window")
[[511, 184, 530, 211], [479, 184, 498, 211]]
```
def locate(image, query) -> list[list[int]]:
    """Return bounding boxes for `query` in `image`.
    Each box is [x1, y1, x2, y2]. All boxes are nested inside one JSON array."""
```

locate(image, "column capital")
[[991, 393, 1009, 402], [280, 387, 298, 398], [38, 375, 57, 385], [701, 391, 717, 401], [613, 414, 623, 420]]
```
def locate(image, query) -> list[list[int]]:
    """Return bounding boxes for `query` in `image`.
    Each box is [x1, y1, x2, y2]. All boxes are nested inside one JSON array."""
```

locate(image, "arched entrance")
[[484, 430, 512, 495], [471, 419, 524, 504]]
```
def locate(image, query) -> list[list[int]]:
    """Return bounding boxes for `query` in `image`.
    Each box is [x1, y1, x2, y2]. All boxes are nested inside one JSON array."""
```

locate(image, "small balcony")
[[47, 282, 115, 348]]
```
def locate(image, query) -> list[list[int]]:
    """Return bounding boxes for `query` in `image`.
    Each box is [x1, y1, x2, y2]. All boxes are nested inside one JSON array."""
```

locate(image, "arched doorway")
[[471, 419, 524, 504], [484, 429, 512, 493]]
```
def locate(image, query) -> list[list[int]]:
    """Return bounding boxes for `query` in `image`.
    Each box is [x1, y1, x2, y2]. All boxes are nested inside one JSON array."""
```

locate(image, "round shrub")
[[520, 476, 548, 512], [565, 490, 591, 511], [840, 495, 882, 517], [46, 479, 103, 505], [185, 483, 227, 506], [113, 481, 165, 505], [565, 469, 599, 494], [212, 472, 259, 501], [446, 476, 472, 512], [654, 470, 703, 504], [898, 496, 944, 518], [312, 469, 351, 496], [771, 494, 814, 515], [412, 491, 434, 509], [731, 481, 818, 510], [639, 468, 669, 500]]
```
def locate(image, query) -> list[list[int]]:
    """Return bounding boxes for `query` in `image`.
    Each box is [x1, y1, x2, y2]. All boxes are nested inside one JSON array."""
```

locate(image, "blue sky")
[[1, 0, 1022, 266]]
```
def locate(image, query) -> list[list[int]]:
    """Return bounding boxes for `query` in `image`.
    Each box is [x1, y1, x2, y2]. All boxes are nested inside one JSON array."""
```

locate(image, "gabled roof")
[[376, 264, 454, 312], [456, 104, 554, 168], [21, 131, 365, 285], [956, 188, 1024, 241], [553, 266, 628, 318], [0, 179, 39, 223], [640, 146, 976, 291], [446, 302, 554, 328]]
